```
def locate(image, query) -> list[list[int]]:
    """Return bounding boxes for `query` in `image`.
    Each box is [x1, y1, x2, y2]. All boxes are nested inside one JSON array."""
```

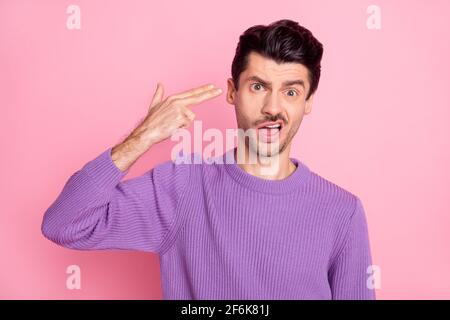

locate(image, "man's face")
[[226, 51, 314, 157]]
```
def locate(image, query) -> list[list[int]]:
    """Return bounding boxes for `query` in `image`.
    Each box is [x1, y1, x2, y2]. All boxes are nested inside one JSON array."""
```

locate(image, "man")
[[41, 19, 375, 300]]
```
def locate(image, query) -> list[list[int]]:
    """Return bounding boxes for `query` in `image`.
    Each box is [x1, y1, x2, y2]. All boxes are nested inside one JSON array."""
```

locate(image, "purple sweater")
[[41, 147, 375, 300]]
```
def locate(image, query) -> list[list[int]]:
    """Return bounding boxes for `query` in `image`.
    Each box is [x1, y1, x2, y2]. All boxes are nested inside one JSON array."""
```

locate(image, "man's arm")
[[41, 82, 222, 252], [328, 197, 376, 300], [41, 146, 189, 253]]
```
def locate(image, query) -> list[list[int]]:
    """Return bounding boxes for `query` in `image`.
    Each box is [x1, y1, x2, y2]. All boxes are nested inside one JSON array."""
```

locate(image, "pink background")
[[1, 0, 449, 299]]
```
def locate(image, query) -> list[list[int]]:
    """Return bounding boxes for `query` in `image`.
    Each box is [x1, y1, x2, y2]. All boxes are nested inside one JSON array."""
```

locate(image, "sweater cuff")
[[81, 147, 130, 191]]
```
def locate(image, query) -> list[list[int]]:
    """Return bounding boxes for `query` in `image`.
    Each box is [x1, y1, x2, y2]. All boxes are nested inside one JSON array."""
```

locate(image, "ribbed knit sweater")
[[41, 147, 375, 300]]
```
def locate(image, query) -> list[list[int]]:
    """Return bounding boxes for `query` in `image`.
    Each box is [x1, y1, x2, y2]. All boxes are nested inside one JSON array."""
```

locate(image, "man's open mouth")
[[256, 121, 284, 142]]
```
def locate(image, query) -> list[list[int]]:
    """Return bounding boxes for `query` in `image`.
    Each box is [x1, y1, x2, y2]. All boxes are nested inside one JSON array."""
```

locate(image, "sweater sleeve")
[[328, 197, 376, 300], [41, 147, 190, 253]]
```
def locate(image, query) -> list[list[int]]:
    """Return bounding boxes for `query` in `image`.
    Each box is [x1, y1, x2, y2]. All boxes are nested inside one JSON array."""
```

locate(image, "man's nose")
[[261, 92, 283, 116]]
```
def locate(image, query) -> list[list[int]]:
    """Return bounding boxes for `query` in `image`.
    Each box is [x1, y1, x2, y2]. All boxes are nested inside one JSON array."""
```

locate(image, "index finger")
[[179, 87, 223, 107]]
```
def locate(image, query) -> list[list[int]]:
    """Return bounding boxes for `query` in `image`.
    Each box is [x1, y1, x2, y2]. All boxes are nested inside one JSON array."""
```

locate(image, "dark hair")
[[231, 19, 323, 100]]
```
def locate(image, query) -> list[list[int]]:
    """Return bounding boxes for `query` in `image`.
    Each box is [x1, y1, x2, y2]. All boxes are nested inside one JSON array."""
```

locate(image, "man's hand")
[[111, 82, 223, 172]]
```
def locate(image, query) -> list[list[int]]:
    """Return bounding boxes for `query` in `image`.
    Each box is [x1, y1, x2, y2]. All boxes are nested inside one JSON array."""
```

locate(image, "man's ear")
[[226, 78, 236, 106], [304, 93, 314, 114]]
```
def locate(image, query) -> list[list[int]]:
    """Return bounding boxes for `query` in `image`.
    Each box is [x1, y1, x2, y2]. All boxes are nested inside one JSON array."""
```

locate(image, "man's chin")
[[253, 140, 285, 157]]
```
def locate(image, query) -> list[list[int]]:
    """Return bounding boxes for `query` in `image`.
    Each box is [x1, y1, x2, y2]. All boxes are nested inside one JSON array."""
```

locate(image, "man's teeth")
[[264, 124, 281, 129]]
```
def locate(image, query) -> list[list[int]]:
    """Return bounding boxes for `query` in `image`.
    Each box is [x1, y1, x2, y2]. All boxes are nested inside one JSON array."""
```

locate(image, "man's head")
[[226, 19, 323, 157]]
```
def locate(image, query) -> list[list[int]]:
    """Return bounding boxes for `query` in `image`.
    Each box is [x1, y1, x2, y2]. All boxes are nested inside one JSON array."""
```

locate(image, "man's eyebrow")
[[245, 75, 305, 89]]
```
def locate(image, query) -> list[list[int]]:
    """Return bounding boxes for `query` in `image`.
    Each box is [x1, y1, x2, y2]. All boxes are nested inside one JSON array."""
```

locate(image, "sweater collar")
[[221, 147, 311, 195]]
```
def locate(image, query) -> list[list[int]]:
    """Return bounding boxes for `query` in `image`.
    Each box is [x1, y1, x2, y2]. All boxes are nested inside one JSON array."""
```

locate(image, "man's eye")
[[286, 90, 298, 97], [251, 83, 264, 91]]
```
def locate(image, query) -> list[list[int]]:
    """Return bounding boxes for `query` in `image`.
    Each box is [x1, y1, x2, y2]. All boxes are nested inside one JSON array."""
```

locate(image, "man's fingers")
[[170, 83, 216, 100], [179, 87, 223, 107], [184, 108, 196, 120], [149, 82, 164, 111]]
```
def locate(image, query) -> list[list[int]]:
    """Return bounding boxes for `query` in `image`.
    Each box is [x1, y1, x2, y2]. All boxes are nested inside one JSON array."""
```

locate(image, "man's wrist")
[[111, 137, 148, 172]]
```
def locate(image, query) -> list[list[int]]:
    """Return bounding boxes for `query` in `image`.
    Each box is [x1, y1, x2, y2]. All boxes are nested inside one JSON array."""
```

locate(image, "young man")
[[41, 19, 375, 300]]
